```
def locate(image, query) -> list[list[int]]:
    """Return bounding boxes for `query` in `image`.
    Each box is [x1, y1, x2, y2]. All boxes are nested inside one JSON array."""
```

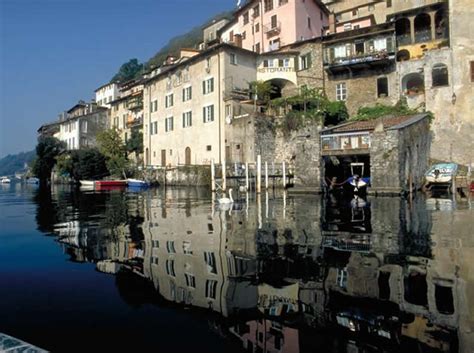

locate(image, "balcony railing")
[[396, 34, 412, 46], [127, 116, 143, 128], [325, 49, 393, 67], [264, 21, 281, 36], [321, 133, 371, 153]]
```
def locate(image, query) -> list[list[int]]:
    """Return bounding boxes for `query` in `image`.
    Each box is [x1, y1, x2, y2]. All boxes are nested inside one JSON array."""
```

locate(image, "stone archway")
[[265, 78, 297, 99]]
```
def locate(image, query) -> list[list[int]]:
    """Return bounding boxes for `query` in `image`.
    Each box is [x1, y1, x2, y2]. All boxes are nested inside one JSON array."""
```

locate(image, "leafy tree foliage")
[[32, 137, 66, 182], [96, 129, 129, 178], [250, 80, 276, 105], [352, 98, 420, 121], [126, 127, 143, 160], [111, 58, 144, 83], [56, 149, 109, 181]]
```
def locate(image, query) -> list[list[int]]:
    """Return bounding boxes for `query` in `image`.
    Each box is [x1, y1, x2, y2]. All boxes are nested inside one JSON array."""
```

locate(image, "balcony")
[[126, 116, 143, 128], [127, 96, 143, 111], [325, 50, 395, 72], [264, 21, 281, 37], [321, 132, 371, 156]]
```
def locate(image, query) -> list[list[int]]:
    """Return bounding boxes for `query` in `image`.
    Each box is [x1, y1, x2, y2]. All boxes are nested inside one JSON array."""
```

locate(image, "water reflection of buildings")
[[43, 186, 473, 352]]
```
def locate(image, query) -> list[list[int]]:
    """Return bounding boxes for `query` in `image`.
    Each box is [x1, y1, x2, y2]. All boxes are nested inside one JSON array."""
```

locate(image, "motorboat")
[[0, 177, 11, 184], [26, 177, 39, 184], [424, 163, 458, 189], [95, 180, 127, 187], [127, 178, 150, 188]]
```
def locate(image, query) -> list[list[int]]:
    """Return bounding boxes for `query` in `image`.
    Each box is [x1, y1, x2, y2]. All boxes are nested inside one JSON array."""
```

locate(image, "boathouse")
[[320, 113, 431, 195]]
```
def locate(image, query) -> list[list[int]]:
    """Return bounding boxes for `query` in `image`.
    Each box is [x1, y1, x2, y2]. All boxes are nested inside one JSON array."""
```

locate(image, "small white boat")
[[80, 180, 95, 187], [425, 163, 458, 187], [26, 177, 39, 184], [0, 177, 11, 184]]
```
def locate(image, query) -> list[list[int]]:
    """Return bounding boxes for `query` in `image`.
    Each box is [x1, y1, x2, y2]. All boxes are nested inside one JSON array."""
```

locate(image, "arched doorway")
[[402, 72, 425, 95], [265, 78, 297, 100], [185, 147, 191, 165]]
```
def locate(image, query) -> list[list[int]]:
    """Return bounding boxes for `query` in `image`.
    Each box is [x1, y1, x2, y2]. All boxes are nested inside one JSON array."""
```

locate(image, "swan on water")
[[218, 188, 234, 204]]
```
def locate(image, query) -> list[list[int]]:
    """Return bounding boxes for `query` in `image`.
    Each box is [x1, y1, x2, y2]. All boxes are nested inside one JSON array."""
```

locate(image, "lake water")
[[0, 183, 473, 353]]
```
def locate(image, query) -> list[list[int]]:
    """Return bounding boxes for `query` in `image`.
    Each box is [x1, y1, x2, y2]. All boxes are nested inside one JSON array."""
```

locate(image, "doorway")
[[161, 149, 166, 167], [185, 147, 191, 165]]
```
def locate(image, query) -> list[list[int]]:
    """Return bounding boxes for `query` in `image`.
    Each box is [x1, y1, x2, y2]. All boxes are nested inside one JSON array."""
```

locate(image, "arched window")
[[414, 13, 431, 43], [402, 73, 425, 95], [396, 49, 410, 62], [432, 63, 449, 87], [396, 18, 411, 45]]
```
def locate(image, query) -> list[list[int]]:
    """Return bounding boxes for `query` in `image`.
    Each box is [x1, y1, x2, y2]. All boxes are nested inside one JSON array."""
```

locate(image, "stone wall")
[[142, 165, 211, 187], [325, 66, 399, 116], [369, 116, 431, 194]]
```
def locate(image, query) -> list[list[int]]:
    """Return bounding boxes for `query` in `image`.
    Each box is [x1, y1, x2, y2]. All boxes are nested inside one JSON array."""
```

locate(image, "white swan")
[[218, 188, 234, 204]]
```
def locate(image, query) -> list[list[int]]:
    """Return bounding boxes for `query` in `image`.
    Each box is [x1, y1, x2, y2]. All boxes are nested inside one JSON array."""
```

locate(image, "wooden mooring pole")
[[245, 162, 249, 191], [257, 155, 262, 194], [282, 161, 286, 189], [265, 161, 269, 190], [222, 159, 226, 191], [211, 159, 216, 192]]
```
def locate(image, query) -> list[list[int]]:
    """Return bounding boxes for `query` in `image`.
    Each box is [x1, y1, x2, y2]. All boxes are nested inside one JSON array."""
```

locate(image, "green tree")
[[32, 137, 66, 183], [250, 80, 276, 107], [111, 59, 144, 83], [126, 127, 143, 161], [322, 100, 349, 126], [57, 149, 109, 181], [96, 129, 129, 178]]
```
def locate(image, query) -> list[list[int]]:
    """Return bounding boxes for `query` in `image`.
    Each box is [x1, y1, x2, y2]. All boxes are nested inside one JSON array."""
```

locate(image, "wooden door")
[[185, 147, 191, 165], [161, 150, 166, 167]]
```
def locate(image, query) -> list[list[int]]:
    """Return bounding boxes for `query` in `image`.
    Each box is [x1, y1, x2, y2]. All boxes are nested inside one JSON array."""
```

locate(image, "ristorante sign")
[[258, 67, 295, 73]]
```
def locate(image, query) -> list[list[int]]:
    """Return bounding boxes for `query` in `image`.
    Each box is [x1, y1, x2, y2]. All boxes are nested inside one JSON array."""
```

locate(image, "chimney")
[[329, 13, 336, 34]]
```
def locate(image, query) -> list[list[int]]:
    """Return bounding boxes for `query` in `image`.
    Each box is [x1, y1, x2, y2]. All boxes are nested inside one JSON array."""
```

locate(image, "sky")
[[0, 0, 236, 158]]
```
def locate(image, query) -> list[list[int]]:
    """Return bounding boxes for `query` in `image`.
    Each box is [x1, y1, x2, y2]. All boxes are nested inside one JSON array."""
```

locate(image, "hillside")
[[0, 151, 35, 176], [110, 10, 233, 82]]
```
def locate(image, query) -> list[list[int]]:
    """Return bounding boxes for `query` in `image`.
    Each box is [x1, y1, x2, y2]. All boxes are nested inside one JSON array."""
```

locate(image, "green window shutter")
[[202, 81, 206, 94], [203, 107, 206, 122]]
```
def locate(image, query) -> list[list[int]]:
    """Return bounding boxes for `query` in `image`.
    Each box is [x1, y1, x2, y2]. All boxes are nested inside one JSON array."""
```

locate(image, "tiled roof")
[[328, 114, 427, 133]]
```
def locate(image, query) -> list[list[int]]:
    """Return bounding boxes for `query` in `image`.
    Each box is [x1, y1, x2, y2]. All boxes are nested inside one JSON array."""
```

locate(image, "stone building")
[[56, 101, 109, 150], [108, 79, 144, 162], [142, 43, 257, 167], [323, 22, 399, 116], [320, 113, 431, 194], [94, 82, 120, 108]]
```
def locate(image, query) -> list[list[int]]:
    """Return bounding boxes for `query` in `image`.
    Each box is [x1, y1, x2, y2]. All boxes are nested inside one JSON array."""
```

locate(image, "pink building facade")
[[221, 0, 328, 53]]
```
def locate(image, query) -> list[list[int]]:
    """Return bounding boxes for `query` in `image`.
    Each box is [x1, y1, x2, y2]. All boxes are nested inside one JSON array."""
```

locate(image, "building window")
[[377, 77, 389, 97], [166, 241, 176, 253], [255, 43, 261, 53], [255, 23, 260, 33], [271, 15, 277, 29], [471, 61, 474, 82], [368, 4, 375, 11], [182, 111, 192, 128], [242, 31, 246, 40], [151, 256, 159, 265], [150, 121, 158, 135], [278, 58, 290, 67], [183, 241, 193, 255], [264, 0, 273, 12], [204, 251, 217, 274], [205, 280, 218, 299], [432, 63, 449, 87], [185, 273, 196, 288], [307, 17, 311, 29], [165, 117, 174, 132], [279, 0, 288, 5], [352, 9, 358, 16], [165, 94, 174, 108], [152, 240, 160, 248], [253, 4, 260, 17], [203, 105, 215, 123], [206, 145, 212, 151], [344, 23, 352, 31], [243, 11, 249, 25], [182, 86, 192, 101], [336, 82, 347, 101], [387, 0, 392, 7], [166, 259, 176, 277], [202, 78, 214, 94], [81, 121, 88, 133], [299, 53, 312, 70], [150, 99, 158, 112], [230, 53, 237, 65]]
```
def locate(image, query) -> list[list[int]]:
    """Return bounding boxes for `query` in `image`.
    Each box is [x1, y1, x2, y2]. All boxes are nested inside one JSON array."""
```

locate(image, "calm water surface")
[[0, 183, 473, 353]]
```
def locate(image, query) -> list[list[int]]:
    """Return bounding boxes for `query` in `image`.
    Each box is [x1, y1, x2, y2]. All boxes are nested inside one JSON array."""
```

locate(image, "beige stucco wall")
[[143, 47, 257, 167]]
